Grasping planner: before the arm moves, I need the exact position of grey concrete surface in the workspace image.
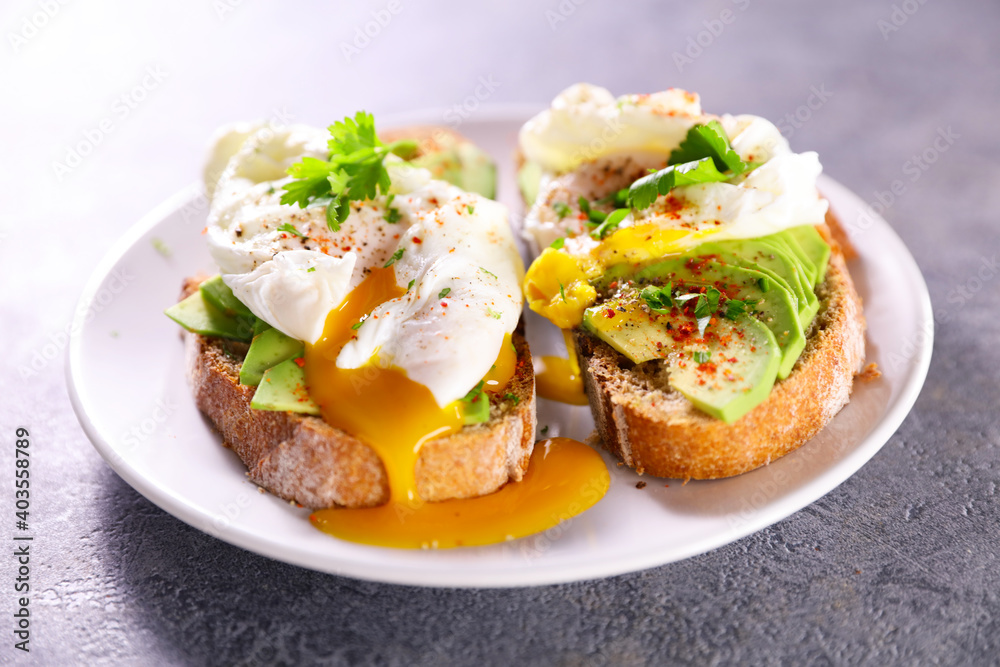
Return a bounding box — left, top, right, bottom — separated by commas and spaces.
1, 0, 997, 664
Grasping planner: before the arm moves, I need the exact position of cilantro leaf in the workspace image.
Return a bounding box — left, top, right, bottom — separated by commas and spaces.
281, 111, 417, 232
640, 283, 675, 314
550, 237, 566, 250
503, 392, 520, 405
553, 202, 571, 220
725, 298, 751, 320
693, 350, 711, 364
438, 287, 451, 299
669, 120, 751, 174
628, 158, 729, 210
590, 208, 630, 239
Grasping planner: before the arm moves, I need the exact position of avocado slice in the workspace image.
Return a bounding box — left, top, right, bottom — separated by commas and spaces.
668, 316, 781, 422
759, 234, 818, 289
240, 327, 305, 386
250, 358, 321, 415
164, 290, 256, 342
692, 239, 819, 330
633, 256, 805, 379
785, 225, 831, 282
410, 138, 497, 199
517, 161, 543, 207
198, 275, 255, 319
581, 290, 781, 422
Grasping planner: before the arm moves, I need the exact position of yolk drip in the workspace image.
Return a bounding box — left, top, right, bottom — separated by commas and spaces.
304, 267, 462, 501
303, 269, 610, 549
311, 438, 609, 549
536, 329, 589, 405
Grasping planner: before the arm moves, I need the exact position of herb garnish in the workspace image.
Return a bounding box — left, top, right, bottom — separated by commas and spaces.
553, 202, 571, 220
384, 247, 404, 268
277, 223, 308, 240
280, 111, 418, 231
438, 288, 451, 299
640, 283, 675, 314
459, 381, 490, 424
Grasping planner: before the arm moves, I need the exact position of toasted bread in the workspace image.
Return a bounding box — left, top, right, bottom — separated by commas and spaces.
574, 229, 866, 479
180, 278, 537, 509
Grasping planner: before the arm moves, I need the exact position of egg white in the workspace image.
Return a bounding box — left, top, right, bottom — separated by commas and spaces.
204, 123, 524, 407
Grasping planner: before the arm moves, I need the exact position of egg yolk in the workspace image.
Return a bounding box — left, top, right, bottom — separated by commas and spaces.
304, 268, 609, 549
536, 330, 588, 406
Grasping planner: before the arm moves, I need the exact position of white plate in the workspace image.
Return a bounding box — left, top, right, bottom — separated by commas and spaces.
67, 108, 933, 588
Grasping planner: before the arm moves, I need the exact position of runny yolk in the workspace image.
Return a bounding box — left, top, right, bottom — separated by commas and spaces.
536, 330, 589, 406
304, 268, 610, 549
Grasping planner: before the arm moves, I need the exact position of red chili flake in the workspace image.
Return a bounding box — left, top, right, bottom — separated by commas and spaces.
605, 308, 616, 318
412, 237, 423, 244
294, 358, 305, 368
441, 301, 448, 308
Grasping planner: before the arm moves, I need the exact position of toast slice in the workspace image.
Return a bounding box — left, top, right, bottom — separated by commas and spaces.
180, 278, 537, 509
574, 227, 865, 479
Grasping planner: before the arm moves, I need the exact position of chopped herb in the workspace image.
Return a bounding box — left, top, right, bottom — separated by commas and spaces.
266, 185, 275, 195
280, 111, 418, 232
480, 267, 498, 279
407, 279, 415, 291
277, 222, 308, 240
503, 392, 520, 405
669, 120, 754, 174
693, 350, 711, 364
466, 204, 475, 215
486, 307, 502, 320
151, 237, 171, 258
758, 276, 770, 292
725, 298, 750, 320
540, 425, 549, 436
628, 158, 729, 210
559, 282, 567, 303
590, 208, 629, 239
626, 122, 759, 210
306, 267, 316, 273
351, 320, 364, 330
550, 237, 566, 250
693, 287, 722, 320
438, 287, 451, 299
384, 207, 401, 224
577, 196, 606, 225
640, 283, 675, 314
553, 202, 571, 220
384, 247, 404, 268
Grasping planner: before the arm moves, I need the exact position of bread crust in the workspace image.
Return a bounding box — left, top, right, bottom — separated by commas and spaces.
180, 279, 536, 509
575, 237, 866, 479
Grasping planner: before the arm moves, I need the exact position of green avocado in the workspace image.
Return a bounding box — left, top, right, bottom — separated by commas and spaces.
240, 327, 305, 386
410, 137, 497, 199
250, 358, 321, 415
633, 256, 805, 379
164, 290, 256, 342
581, 289, 781, 422
759, 234, 818, 289
785, 225, 831, 282
198, 275, 255, 318
517, 161, 543, 207
692, 239, 819, 330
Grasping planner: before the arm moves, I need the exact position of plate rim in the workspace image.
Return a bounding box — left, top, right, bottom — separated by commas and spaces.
66, 109, 934, 588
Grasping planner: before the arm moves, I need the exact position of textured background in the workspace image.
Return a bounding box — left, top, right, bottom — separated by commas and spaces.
2, 0, 998, 664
